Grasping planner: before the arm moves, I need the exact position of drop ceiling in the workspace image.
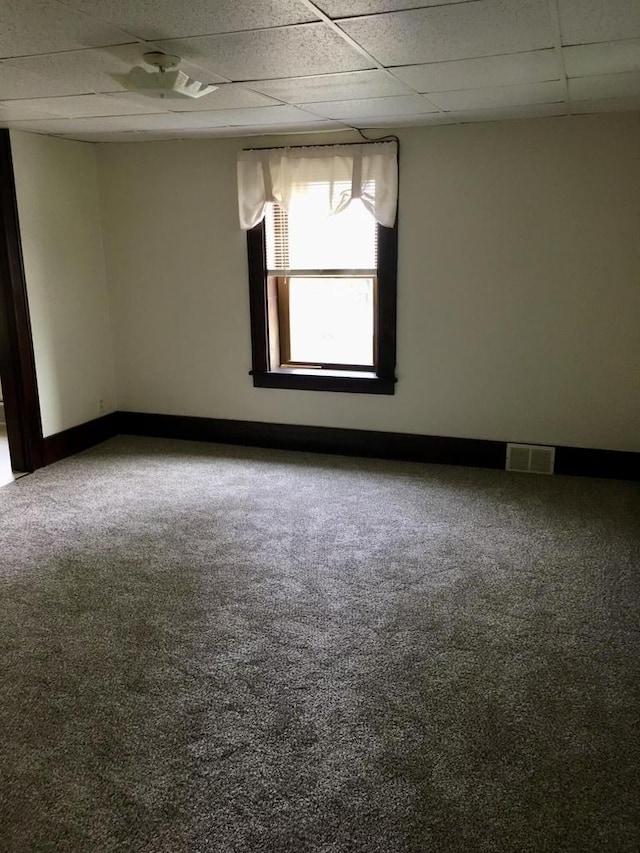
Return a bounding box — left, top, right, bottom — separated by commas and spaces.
0, 0, 638, 142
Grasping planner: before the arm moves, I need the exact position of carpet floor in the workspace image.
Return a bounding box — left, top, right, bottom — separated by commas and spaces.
0, 436, 638, 852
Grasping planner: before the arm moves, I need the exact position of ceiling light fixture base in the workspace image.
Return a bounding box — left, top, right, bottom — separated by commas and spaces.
114, 52, 218, 100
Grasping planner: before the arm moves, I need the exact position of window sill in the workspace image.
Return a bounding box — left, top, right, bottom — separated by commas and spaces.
251, 369, 395, 395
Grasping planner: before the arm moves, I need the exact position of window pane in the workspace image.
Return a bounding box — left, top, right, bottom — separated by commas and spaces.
287, 277, 374, 367
266, 186, 377, 271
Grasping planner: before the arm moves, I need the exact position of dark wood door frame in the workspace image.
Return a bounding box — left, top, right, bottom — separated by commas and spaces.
0, 129, 44, 472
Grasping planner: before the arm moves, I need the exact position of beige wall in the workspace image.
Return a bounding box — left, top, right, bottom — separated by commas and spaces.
93, 113, 638, 452
10, 131, 116, 437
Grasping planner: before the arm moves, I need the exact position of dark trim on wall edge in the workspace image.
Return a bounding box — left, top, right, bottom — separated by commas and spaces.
118, 411, 505, 468
0, 129, 44, 471
39, 411, 640, 482
116, 412, 640, 481
42, 412, 119, 467
553, 445, 639, 481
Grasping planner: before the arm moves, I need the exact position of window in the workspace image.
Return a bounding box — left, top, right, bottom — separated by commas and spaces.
240, 142, 398, 395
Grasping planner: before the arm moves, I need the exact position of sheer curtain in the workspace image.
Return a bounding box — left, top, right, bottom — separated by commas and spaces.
237, 141, 398, 230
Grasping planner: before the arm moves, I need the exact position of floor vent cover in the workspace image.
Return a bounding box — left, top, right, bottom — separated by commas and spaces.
506, 443, 555, 474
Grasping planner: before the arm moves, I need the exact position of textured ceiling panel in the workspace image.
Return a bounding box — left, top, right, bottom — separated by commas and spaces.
0, 100, 60, 120
3, 117, 148, 134
0, 47, 140, 97
563, 40, 640, 78
358, 112, 451, 127
172, 105, 325, 128
198, 120, 348, 136
57, 130, 181, 142
303, 94, 438, 119
158, 24, 373, 82
429, 80, 565, 111
450, 103, 568, 123
59, 0, 318, 41
163, 84, 279, 112
0, 0, 134, 59
316, 0, 468, 16
558, 0, 640, 45
568, 71, 640, 101
56, 120, 350, 142
0, 93, 166, 118
339, 0, 554, 66
0, 61, 71, 100
1, 46, 225, 98
393, 50, 560, 93
571, 95, 640, 112
34, 110, 318, 132
247, 69, 411, 103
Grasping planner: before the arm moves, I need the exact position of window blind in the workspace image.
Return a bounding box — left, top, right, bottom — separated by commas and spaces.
265, 189, 378, 274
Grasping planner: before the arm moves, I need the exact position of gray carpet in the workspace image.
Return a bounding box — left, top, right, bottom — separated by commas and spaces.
0, 436, 638, 852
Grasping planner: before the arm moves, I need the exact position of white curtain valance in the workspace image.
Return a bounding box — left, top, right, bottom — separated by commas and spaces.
237, 141, 398, 230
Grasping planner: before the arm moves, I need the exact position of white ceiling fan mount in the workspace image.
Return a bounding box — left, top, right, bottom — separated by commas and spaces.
142, 51, 182, 71
115, 52, 218, 100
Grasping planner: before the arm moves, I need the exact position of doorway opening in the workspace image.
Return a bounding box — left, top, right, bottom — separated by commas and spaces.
0, 129, 43, 485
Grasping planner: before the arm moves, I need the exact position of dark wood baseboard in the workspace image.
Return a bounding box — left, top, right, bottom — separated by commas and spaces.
117, 411, 637, 481
117, 411, 506, 469
40, 411, 640, 482
42, 412, 120, 467
554, 445, 640, 481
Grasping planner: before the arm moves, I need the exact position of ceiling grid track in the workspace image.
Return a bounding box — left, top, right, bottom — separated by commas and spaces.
294, 0, 448, 117
547, 0, 572, 113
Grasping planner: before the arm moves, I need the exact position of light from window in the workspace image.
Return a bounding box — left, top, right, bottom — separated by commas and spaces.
265, 186, 378, 371
287, 276, 374, 367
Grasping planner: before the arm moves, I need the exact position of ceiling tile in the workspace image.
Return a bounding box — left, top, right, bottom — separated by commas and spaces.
164, 83, 279, 112
0, 0, 135, 59
450, 103, 568, 122
8, 110, 308, 135
60, 0, 319, 41
12, 106, 325, 134
157, 23, 373, 81
246, 69, 411, 103
316, 0, 468, 15
339, 0, 554, 66
563, 40, 640, 78
174, 105, 326, 128
0, 61, 67, 100
302, 94, 438, 119
0, 100, 60, 120
357, 112, 452, 128
570, 95, 640, 112
0, 49, 127, 97
568, 71, 640, 100
392, 50, 560, 93
429, 80, 566, 111
1, 93, 166, 118
192, 120, 349, 136
58, 130, 183, 142
65, 120, 350, 141
4, 114, 186, 134
2, 45, 224, 98
558, 0, 640, 46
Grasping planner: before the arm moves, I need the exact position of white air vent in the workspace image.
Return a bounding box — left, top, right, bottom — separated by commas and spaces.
506, 443, 555, 474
